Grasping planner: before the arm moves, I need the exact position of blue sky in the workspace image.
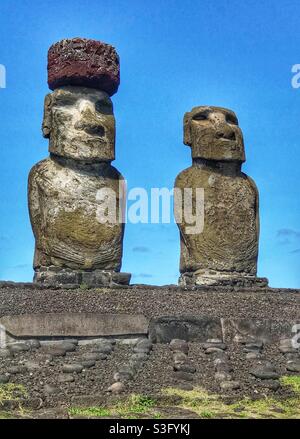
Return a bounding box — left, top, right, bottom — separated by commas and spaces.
0, 0, 299, 288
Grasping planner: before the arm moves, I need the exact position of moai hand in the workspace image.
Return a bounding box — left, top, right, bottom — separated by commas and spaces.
174, 106, 267, 287
28, 38, 131, 287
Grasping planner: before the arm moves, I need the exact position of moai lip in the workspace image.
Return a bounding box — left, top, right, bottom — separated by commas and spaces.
48, 38, 120, 96
28, 38, 130, 288
175, 105, 266, 288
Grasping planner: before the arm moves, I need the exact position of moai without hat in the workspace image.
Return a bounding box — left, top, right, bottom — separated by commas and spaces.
174, 106, 268, 287
28, 38, 131, 287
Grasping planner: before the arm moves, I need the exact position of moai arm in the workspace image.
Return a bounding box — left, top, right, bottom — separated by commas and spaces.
28, 166, 41, 242
247, 175, 260, 242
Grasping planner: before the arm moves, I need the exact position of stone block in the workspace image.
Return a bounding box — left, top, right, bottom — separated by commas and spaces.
149, 315, 222, 343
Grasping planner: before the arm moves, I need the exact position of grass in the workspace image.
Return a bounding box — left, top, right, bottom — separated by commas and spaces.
0, 383, 28, 418
0, 383, 27, 406
69, 395, 159, 419
280, 375, 300, 393
163, 383, 300, 419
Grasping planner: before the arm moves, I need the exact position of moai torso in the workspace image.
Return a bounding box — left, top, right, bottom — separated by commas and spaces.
28, 39, 130, 286
29, 155, 124, 272
175, 106, 261, 286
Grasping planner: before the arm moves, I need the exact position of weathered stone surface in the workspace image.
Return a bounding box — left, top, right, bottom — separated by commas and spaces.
62, 364, 83, 374
149, 315, 222, 343
107, 382, 125, 394
170, 339, 189, 354
173, 371, 194, 382
28, 41, 130, 286
0, 348, 13, 358
7, 342, 30, 353
29, 152, 125, 276
0, 313, 148, 338
44, 384, 59, 395
220, 381, 240, 391
174, 364, 196, 374
286, 360, 300, 373
82, 352, 106, 361
227, 319, 272, 344
81, 360, 96, 369
7, 366, 26, 375
44, 347, 66, 358
0, 375, 9, 384
250, 366, 279, 380
58, 374, 74, 383
175, 106, 261, 286
48, 38, 120, 96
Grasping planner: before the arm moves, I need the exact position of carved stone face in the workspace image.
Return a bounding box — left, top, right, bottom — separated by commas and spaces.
43, 86, 115, 161
184, 106, 245, 162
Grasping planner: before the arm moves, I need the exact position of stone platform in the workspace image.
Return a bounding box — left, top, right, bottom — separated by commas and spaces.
0, 283, 299, 417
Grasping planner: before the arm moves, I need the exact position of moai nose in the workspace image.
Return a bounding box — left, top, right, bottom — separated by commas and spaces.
210, 113, 236, 140
216, 124, 236, 141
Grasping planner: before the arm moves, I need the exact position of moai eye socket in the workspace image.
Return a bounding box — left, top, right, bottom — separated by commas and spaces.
192, 113, 208, 121
55, 94, 77, 107
225, 113, 238, 125
95, 99, 113, 115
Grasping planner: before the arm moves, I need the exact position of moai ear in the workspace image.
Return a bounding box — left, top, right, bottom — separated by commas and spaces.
183, 112, 192, 146
42, 93, 52, 138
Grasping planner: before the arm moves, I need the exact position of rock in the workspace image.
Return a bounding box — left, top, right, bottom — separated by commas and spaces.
246, 352, 261, 360
149, 316, 222, 343
285, 353, 299, 361
0, 349, 13, 358
24, 361, 40, 371
92, 344, 113, 354
107, 382, 125, 394
206, 338, 223, 344
45, 348, 66, 358
203, 342, 226, 350
220, 381, 240, 391
174, 371, 194, 382
113, 371, 133, 382
257, 380, 280, 391
250, 367, 280, 380
59, 342, 77, 352
177, 383, 194, 391
135, 339, 152, 351
129, 360, 143, 371
215, 372, 232, 381
48, 38, 120, 96
44, 384, 59, 395
82, 352, 106, 361
81, 360, 96, 369
173, 352, 189, 364
58, 374, 75, 383
7, 342, 30, 353
62, 364, 83, 374
174, 364, 196, 374
215, 362, 233, 373
175, 106, 260, 287
244, 341, 263, 350
65, 339, 78, 345
27, 339, 41, 350
170, 339, 189, 354
286, 361, 300, 373
205, 347, 224, 354
132, 347, 151, 355
279, 339, 298, 354
131, 353, 149, 362
7, 366, 26, 375
0, 375, 9, 384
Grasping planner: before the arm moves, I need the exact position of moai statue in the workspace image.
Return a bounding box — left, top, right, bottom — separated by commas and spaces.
28, 38, 131, 287
174, 106, 268, 287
